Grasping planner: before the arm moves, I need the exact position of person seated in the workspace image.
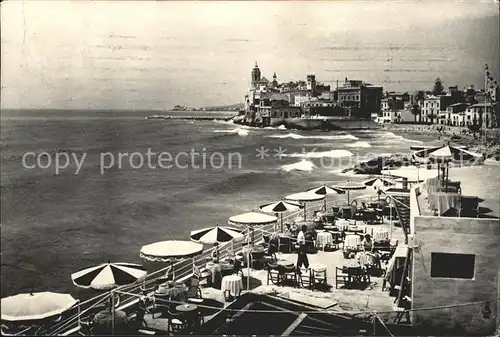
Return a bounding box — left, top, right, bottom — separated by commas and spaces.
361, 234, 374, 252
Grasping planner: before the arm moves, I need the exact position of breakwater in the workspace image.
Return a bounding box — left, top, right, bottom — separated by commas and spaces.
146, 114, 236, 121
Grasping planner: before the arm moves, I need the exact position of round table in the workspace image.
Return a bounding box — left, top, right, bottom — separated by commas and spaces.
205, 262, 222, 283
373, 229, 389, 242
221, 275, 243, 296
335, 219, 351, 231
176, 303, 198, 313
155, 283, 187, 298
324, 225, 337, 231
316, 232, 333, 250
310, 263, 326, 272
276, 259, 294, 268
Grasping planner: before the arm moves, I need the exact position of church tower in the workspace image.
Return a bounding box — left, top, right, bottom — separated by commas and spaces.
251, 62, 261, 87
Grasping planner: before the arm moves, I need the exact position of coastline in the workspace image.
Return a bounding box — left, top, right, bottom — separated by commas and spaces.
378, 123, 500, 160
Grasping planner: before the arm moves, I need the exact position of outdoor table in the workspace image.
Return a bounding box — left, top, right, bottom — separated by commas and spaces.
316, 232, 333, 250
155, 283, 188, 298
221, 275, 243, 296
176, 303, 198, 313
93, 310, 128, 335
205, 262, 222, 284
175, 303, 199, 328
242, 245, 266, 266
276, 260, 295, 269
373, 229, 389, 242
335, 219, 350, 231
323, 225, 337, 231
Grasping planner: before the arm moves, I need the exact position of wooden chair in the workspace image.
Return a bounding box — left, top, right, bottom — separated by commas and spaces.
251, 251, 266, 270
312, 269, 327, 289
298, 269, 313, 289
335, 267, 350, 289
279, 265, 297, 287
267, 263, 281, 286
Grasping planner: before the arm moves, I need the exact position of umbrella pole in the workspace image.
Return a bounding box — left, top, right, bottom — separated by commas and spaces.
324, 197, 327, 210
216, 242, 219, 261
111, 290, 115, 335
281, 213, 283, 233
303, 203, 307, 221
347, 191, 350, 205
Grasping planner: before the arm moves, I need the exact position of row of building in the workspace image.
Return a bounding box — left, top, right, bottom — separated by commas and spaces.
243, 63, 383, 122
242, 62, 499, 128
377, 85, 499, 128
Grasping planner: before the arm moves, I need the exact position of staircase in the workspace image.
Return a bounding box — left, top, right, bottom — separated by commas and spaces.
392, 195, 411, 244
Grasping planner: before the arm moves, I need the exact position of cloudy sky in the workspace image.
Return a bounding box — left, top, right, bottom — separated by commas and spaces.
1, 1, 498, 110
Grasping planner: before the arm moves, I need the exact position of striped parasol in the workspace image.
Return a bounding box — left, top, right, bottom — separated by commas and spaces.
71, 261, 147, 290
259, 200, 303, 232
190, 225, 244, 260
307, 184, 345, 209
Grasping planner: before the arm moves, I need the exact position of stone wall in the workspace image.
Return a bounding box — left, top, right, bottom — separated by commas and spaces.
411, 215, 500, 335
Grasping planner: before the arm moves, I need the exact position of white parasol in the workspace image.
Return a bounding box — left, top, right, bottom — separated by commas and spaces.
332, 181, 366, 204
1, 291, 78, 322
285, 191, 325, 220
307, 184, 345, 210
190, 225, 244, 260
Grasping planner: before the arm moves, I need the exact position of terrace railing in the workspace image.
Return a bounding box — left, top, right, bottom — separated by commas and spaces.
45, 199, 331, 336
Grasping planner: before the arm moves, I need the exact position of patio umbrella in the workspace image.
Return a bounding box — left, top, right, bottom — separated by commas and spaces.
364, 178, 394, 199
284, 192, 325, 221
259, 200, 303, 232
332, 181, 366, 204
1, 291, 78, 322
427, 145, 482, 188
228, 212, 278, 290
307, 185, 345, 210
140, 240, 203, 280
71, 261, 147, 290
190, 225, 244, 260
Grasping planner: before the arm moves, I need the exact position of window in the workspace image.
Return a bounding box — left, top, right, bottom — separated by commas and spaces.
430, 253, 475, 279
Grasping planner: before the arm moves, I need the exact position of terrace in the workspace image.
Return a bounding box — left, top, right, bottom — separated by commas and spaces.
34, 193, 413, 336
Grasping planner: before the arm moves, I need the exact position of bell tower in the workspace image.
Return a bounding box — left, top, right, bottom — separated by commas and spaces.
251, 62, 261, 87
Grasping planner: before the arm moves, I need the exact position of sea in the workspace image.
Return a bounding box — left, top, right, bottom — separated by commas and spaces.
1, 109, 444, 298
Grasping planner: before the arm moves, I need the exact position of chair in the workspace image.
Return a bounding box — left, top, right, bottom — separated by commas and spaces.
232, 259, 244, 277
267, 263, 281, 286
263, 250, 277, 269
335, 267, 350, 289
298, 269, 313, 289
251, 251, 266, 270
166, 309, 186, 334
312, 269, 327, 289
279, 265, 297, 287
185, 280, 203, 304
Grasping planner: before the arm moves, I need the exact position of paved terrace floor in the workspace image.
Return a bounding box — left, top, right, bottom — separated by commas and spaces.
142, 218, 406, 334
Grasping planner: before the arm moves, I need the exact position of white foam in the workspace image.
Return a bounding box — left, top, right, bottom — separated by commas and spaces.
266, 133, 359, 140
379, 131, 423, 144
346, 141, 372, 148
277, 125, 287, 130
283, 149, 354, 159
281, 159, 316, 172
213, 127, 250, 136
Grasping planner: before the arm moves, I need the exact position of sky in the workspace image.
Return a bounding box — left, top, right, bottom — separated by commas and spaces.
1, 0, 499, 110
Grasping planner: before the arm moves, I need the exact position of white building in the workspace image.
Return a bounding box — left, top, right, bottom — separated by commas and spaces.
421, 95, 440, 124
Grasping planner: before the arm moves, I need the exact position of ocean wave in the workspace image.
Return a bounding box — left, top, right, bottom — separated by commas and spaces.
346, 141, 372, 148
283, 149, 354, 159
379, 131, 423, 144
266, 133, 359, 140
212, 128, 249, 136
199, 171, 276, 194
281, 159, 316, 172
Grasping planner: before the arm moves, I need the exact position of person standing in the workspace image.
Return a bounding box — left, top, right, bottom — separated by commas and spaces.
296, 225, 309, 274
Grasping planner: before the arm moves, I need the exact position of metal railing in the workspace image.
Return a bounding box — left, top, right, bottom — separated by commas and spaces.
46, 194, 394, 335
46, 199, 331, 336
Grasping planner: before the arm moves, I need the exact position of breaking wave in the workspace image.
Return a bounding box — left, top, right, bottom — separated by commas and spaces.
266, 133, 358, 140
379, 132, 423, 144
280, 159, 316, 172
346, 141, 372, 148
282, 149, 354, 159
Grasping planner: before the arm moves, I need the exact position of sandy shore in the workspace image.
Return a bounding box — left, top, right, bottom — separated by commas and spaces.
378, 123, 500, 160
